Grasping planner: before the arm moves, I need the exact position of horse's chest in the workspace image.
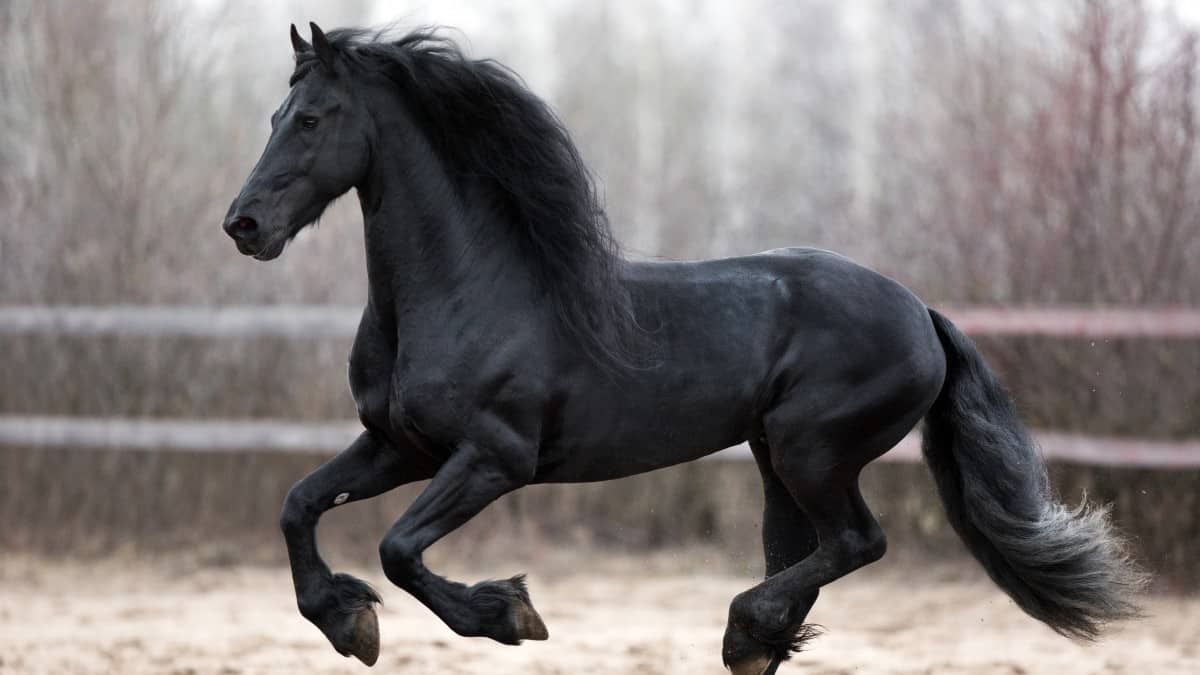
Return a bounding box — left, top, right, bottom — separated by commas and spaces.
349, 361, 440, 453
347, 325, 399, 434
348, 358, 389, 428
351, 352, 457, 440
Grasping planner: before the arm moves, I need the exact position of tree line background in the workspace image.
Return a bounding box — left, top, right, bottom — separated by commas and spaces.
4, 0, 1197, 306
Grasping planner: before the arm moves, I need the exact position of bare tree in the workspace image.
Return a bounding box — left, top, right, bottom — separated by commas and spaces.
872, 0, 1200, 305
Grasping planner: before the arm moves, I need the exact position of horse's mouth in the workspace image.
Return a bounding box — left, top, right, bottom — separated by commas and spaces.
235, 231, 291, 261
252, 239, 287, 261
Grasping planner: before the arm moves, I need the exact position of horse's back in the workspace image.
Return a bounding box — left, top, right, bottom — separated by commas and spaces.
626, 247, 938, 364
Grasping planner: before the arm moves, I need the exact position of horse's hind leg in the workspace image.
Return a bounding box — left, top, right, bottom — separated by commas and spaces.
723, 439, 888, 675
279, 431, 434, 665
751, 440, 820, 579
726, 439, 821, 675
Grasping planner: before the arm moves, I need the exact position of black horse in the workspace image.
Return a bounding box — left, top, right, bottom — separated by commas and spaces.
223, 24, 1144, 674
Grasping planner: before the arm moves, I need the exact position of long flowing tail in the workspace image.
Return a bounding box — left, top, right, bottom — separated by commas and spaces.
921, 308, 1146, 639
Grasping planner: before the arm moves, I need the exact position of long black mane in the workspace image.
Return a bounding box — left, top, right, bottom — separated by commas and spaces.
295, 28, 646, 370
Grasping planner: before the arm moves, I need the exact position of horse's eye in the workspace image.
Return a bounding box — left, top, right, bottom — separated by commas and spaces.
299, 115, 319, 130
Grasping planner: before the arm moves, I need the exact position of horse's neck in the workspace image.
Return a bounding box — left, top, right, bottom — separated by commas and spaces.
355, 130, 531, 331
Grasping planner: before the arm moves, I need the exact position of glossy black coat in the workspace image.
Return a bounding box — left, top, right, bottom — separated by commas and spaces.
225, 25, 1144, 675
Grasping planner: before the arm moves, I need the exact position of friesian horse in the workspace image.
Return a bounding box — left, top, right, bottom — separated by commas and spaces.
222, 24, 1144, 674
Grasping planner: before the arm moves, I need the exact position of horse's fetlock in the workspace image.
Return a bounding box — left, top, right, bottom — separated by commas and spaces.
728, 589, 766, 625
745, 596, 793, 639
296, 589, 328, 622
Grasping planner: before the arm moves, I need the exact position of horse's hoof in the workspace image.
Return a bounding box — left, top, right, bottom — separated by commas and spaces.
468, 575, 549, 644
727, 654, 774, 675
512, 597, 549, 641
347, 605, 380, 666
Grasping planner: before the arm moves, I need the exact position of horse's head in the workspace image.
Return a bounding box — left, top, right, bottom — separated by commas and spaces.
223, 23, 371, 261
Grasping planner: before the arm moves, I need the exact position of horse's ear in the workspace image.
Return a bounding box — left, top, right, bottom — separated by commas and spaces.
310, 22, 336, 69
290, 23, 311, 56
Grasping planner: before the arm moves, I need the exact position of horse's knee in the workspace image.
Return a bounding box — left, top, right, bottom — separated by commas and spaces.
378, 535, 420, 586
279, 482, 316, 537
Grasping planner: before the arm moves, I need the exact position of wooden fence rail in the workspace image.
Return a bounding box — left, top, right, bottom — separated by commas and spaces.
2, 416, 1197, 468
2, 305, 1200, 338
2, 305, 1197, 467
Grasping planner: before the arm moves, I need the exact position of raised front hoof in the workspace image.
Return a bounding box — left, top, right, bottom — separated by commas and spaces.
468, 574, 549, 644
303, 573, 383, 666
334, 605, 381, 666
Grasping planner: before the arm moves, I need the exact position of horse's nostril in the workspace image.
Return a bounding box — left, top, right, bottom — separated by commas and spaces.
224, 215, 259, 238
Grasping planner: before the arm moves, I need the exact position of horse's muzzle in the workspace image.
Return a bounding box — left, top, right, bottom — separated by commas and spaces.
222, 214, 286, 260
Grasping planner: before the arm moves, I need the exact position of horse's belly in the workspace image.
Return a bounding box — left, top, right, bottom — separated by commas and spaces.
533, 397, 755, 483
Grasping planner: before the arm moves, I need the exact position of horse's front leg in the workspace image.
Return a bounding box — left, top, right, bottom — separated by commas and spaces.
377, 438, 547, 645
279, 430, 435, 665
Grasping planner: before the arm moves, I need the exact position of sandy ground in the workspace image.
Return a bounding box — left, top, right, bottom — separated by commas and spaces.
1, 555, 1196, 675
